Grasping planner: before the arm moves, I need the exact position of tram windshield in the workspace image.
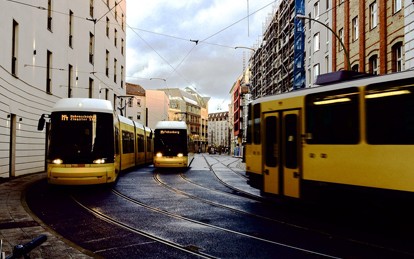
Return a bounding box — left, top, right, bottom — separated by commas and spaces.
154, 129, 188, 156
48, 112, 114, 164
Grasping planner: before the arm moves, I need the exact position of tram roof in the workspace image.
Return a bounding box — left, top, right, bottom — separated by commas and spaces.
251, 70, 414, 105
155, 120, 187, 130
52, 98, 113, 113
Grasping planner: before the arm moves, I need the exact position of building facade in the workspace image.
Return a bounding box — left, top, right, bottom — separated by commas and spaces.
0, 0, 126, 178
331, 0, 405, 74
208, 112, 229, 151
126, 83, 147, 126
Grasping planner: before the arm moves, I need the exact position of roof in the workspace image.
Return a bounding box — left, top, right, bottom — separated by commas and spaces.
126, 83, 146, 96
52, 98, 113, 113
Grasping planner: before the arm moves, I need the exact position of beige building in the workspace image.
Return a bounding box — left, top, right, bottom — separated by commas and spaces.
0, 0, 126, 178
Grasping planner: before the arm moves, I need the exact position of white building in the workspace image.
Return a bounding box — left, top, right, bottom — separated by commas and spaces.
126, 83, 147, 126
304, 0, 332, 87
0, 0, 126, 178
208, 112, 229, 150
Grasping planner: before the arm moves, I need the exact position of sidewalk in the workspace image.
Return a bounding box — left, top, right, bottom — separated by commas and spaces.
0, 173, 92, 258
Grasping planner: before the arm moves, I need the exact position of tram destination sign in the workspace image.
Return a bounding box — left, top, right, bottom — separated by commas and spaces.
60, 114, 97, 122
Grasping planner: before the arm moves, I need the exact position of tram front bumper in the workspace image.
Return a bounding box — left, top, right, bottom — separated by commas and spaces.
48, 164, 115, 185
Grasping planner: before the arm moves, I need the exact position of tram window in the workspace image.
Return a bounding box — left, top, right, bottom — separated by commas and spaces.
122, 130, 134, 153
246, 103, 252, 144
366, 79, 414, 144
305, 87, 359, 144
285, 114, 298, 169
137, 134, 144, 152
265, 116, 277, 167
115, 128, 119, 155
253, 103, 261, 145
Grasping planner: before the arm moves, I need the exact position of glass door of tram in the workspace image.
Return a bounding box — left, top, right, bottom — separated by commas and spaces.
263, 110, 301, 198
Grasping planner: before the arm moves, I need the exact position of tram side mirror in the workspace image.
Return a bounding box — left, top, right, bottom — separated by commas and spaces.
37, 114, 50, 131
149, 131, 153, 139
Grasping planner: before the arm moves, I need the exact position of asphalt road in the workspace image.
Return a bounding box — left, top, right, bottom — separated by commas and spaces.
25, 154, 414, 258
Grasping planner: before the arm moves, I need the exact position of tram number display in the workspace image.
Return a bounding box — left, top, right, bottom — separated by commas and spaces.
60, 114, 97, 122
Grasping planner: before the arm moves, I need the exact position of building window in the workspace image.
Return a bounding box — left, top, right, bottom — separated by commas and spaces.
313, 32, 320, 52
114, 1, 118, 21
314, 1, 320, 18
69, 10, 73, 47
394, 0, 402, 13
121, 38, 124, 55
12, 20, 18, 76
89, 0, 94, 18
106, 17, 110, 37
89, 32, 94, 64
370, 1, 378, 29
325, 23, 330, 50
121, 65, 124, 89
338, 28, 344, 51
114, 58, 117, 83
47, 0, 52, 31
352, 16, 358, 41
114, 29, 117, 47
392, 42, 403, 72
46, 50, 52, 94
369, 55, 378, 75
89, 77, 94, 98
352, 64, 359, 72
137, 99, 141, 107
68, 64, 73, 98
137, 113, 141, 120
313, 63, 320, 82
105, 50, 109, 77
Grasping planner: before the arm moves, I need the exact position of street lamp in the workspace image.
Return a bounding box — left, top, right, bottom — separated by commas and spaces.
234, 46, 256, 51
295, 14, 351, 70
150, 77, 166, 83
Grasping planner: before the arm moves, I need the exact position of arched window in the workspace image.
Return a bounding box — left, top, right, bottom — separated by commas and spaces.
369, 55, 378, 75
392, 42, 403, 72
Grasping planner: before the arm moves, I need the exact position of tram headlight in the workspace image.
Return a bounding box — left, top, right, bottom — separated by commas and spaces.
177, 153, 183, 157
93, 158, 106, 164
52, 159, 63, 164
156, 152, 163, 158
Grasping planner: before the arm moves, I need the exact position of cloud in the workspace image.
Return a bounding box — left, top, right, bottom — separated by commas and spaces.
126, 0, 276, 112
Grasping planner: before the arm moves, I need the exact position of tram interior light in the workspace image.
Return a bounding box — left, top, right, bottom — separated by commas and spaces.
93, 158, 106, 164
52, 159, 63, 164
365, 90, 410, 99
313, 97, 351, 105
156, 152, 163, 158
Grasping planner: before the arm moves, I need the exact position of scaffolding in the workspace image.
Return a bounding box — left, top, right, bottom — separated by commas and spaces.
250, 0, 298, 99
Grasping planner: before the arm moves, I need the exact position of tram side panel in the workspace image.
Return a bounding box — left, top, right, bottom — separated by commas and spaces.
245, 103, 264, 189
302, 80, 414, 197
119, 116, 136, 171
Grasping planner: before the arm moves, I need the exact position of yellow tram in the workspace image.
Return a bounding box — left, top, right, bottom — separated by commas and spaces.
245, 70, 414, 200
153, 121, 194, 168
38, 98, 153, 185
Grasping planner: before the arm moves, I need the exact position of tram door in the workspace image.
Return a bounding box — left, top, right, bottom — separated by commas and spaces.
263, 110, 300, 198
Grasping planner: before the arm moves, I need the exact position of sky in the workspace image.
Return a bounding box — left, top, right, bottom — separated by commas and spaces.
125, 0, 278, 113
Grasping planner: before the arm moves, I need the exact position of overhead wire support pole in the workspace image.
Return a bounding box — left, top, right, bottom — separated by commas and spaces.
295, 15, 351, 71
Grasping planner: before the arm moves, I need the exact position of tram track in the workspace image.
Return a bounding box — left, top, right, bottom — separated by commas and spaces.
70, 187, 340, 258
153, 162, 414, 258
70, 194, 218, 259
